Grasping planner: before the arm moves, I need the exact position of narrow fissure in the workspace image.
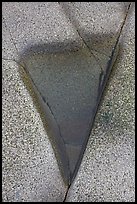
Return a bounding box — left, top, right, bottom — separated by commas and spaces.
63, 184, 71, 202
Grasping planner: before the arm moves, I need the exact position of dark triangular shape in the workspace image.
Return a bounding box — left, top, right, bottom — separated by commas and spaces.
19, 41, 119, 185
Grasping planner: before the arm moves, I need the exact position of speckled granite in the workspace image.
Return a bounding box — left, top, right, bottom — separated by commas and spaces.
2, 2, 135, 202
66, 3, 135, 202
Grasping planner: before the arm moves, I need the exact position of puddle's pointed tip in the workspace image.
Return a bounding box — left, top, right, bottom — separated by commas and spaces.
64, 143, 85, 185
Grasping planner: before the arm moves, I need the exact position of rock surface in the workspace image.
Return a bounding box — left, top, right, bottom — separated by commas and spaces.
2, 2, 135, 202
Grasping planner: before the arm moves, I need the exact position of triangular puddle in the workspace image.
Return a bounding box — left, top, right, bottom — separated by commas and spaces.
19, 40, 119, 185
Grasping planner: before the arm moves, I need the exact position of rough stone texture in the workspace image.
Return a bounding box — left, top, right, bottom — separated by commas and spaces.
2, 60, 67, 202
66, 3, 135, 202
2, 2, 83, 57
2, 2, 72, 201
59, 2, 130, 56
2, 2, 135, 202
2, 19, 19, 60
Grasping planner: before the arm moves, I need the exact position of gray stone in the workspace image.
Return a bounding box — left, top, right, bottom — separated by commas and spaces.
59, 2, 130, 56
16, 2, 124, 186
66, 3, 135, 202
2, 2, 82, 57
2, 60, 67, 202
2, 2, 135, 202
2, 19, 18, 60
